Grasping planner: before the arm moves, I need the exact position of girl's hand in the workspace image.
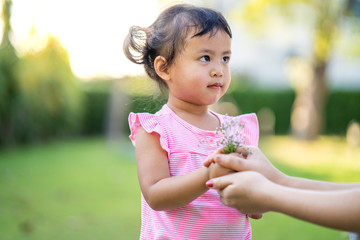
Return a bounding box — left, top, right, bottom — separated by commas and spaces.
208, 162, 235, 180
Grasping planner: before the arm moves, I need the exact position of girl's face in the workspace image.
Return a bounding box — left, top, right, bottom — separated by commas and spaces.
166, 29, 231, 107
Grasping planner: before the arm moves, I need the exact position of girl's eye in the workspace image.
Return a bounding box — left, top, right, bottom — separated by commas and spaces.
200, 56, 210, 62
222, 56, 230, 63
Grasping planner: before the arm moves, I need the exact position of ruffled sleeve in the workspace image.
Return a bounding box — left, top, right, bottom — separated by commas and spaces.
236, 113, 259, 147
128, 112, 169, 153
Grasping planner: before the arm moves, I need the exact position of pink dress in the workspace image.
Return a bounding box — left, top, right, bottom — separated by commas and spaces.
129, 104, 259, 240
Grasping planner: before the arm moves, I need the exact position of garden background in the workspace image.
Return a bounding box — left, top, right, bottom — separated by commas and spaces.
1, 0, 360, 239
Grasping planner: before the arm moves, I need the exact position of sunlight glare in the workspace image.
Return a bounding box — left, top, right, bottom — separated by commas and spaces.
10, 0, 159, 79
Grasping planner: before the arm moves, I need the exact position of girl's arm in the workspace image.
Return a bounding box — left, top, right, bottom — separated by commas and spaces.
205, 146, 360, 191
209, 171, 360, 233
135, 126, 210, 211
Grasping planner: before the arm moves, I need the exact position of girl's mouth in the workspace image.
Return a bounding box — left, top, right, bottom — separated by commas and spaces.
207, 83, 222, 89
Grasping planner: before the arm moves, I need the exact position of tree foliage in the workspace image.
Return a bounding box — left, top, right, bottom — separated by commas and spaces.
230, 0, 360, 139
0, 0, 19, 145
0, 0, 83, 146
15, 35, 83, 142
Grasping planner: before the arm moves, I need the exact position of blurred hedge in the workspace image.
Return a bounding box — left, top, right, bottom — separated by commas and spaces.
82, 81, 360, 136
81, 89, 110, 135
81, 80, 167, 137
226, 89, 295, 134
326, 91, 360, 134
1, 75, 359, 148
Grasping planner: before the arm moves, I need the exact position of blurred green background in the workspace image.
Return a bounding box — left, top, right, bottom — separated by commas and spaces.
1, 0, 360, 239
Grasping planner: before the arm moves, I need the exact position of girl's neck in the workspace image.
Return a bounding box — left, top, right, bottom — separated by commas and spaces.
166, 98, 220, 131
167, 101, 208, 117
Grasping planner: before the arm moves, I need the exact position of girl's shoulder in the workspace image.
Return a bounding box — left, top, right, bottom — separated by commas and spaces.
215, 112, 258, 127
233, 113, 258, 129
128, 105, 172, 128
128, 105, 172, 150
215, 112, 259, 146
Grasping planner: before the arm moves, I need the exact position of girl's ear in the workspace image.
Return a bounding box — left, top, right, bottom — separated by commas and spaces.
154, 56, 170, 81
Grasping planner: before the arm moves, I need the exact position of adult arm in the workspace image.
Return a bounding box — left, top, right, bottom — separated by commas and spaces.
208, 171, 360, 233
205, 146, 360, 191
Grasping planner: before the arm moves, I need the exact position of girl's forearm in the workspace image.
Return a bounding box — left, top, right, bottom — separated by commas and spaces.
136, 127, 211, 211
267, 184, 360, 232
145, 167, 209, 210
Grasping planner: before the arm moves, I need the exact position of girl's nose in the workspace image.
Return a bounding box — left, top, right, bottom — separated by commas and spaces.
210, 65, 223, 78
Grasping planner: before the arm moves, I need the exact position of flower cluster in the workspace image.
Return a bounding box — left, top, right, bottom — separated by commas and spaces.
215, 114, 246, 154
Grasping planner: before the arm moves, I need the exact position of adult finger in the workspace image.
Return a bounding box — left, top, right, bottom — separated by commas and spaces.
206, 174, 235, 190
203, 148, 224, 167
213, 153, 248, 172
236, 145, 256, 158
248, 213, 263, 220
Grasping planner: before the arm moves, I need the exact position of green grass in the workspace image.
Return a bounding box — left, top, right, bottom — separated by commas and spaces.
0, 138, 141, 240
0, 136, 359, 239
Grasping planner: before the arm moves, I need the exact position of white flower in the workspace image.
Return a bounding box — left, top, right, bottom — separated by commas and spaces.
215, 114, 246, 153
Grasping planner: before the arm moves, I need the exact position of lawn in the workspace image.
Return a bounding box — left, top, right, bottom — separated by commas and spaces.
0, 138, 141, 240
0, 136, 359, 239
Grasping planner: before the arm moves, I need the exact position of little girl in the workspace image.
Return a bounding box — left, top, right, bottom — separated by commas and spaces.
124, 4, 259, 239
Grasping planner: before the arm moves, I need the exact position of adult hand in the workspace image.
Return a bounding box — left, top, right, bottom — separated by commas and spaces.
207, 171, 273, 215
204, 146, 285, 183
204, 148, 232, 167
208, 171, 360, 233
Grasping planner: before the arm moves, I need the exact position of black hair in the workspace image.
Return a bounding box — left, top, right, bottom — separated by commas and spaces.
123, 4, 232, 92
